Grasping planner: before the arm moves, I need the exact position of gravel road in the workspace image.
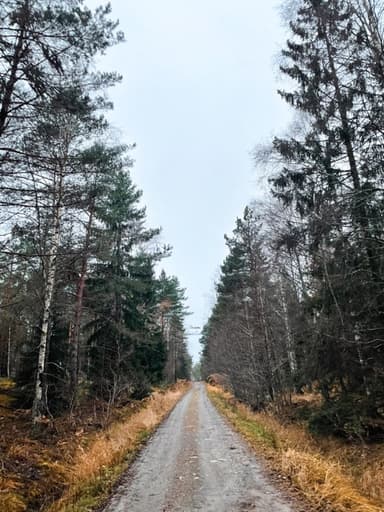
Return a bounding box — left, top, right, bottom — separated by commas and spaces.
103, 383, 296, 512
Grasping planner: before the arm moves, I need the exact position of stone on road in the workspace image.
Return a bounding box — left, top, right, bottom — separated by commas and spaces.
103, 382, 294, 512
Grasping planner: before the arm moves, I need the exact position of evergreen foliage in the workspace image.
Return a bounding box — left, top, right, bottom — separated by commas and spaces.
0, 0, 191, 421
202, 0, 384, 438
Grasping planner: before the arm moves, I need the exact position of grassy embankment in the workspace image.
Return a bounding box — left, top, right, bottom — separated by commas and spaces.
208, 384, 384, 512
0, 379, 190, 512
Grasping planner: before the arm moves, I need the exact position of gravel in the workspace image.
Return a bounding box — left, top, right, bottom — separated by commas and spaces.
103, 382, 296, 512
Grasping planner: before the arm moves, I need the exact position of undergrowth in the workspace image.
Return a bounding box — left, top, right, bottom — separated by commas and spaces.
208, 384, 384, 512
0, 382, 189, 512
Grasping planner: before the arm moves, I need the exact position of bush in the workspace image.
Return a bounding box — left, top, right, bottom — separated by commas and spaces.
308, 395, 380, 439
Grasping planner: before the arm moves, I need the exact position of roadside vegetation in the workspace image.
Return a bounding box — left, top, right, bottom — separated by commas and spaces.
0, 379, 189, 512
208, 384, 383, 512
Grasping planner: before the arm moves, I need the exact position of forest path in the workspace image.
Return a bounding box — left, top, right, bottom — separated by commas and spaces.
103, 383, 295, 512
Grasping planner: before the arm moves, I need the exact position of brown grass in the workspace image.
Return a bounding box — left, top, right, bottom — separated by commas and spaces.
0, 382, 190, 512
0, 377, 16, 390
48, 382, 190, 512
208, 384, 384, 512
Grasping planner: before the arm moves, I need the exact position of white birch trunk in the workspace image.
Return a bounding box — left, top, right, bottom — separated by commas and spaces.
258, 287, 275, 400
32, 173, 63, 422
279, 276, 297, 375
7, 325, 11, 378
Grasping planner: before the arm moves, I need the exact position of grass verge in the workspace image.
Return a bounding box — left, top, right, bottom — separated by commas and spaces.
207, 384, 383, 512
47, 383, 190, 512
0, 382, 190, 512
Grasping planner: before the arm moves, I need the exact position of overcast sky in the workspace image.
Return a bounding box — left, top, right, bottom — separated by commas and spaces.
87, 0, 292, 362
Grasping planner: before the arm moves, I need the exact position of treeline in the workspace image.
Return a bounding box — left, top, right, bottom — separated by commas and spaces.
0, 0, 191, 423
201, 0, 384, 439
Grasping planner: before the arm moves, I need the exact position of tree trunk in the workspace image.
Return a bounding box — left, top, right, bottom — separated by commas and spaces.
32, 173, 63, 423
279, 276, 297, 376
258, 287, 275, 401
7, 325, 12, 378
69, 201, 95, 409
357, 0, 384, 77
0, 2, 28, 138
320, 13, 378, 278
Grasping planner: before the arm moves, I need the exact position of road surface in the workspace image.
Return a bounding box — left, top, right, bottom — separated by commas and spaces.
103, 383, 296, 512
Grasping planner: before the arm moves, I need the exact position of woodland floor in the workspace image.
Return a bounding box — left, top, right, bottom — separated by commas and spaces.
0, 385, 143, 511
208, 385, 384, 512
0, 379, 189, 512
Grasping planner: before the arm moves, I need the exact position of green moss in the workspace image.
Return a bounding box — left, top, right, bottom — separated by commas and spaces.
60, 464, 125, 512
209, 391, 277, 450
237, 416, 277, 448
136, 427, 151, 443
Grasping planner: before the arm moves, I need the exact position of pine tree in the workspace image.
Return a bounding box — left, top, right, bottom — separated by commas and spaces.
156, 271, 190, 383
85, 166, 166, 402
0, 0, 122, 142
268, 0, 384, 417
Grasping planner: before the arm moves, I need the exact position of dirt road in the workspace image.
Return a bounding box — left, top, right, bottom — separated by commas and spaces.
103, 383, 296, 512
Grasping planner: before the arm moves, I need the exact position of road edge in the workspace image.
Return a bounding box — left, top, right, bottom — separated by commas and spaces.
48, 383, 192, 512
207, 384, 382, 512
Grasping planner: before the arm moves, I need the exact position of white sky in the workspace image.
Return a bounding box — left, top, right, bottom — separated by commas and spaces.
87, 0, 292, 362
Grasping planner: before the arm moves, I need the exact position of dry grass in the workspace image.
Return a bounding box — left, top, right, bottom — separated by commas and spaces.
208, 384, 384, 512
48, 382, 190, 512
0, 377, 16, 410
0, 382, 189, 512
0, 377, 16, 390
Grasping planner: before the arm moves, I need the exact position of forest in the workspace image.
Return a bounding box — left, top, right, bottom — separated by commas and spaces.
0, 0, 191, 424
2, 1, 384, 511
201, 0, 384, 440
